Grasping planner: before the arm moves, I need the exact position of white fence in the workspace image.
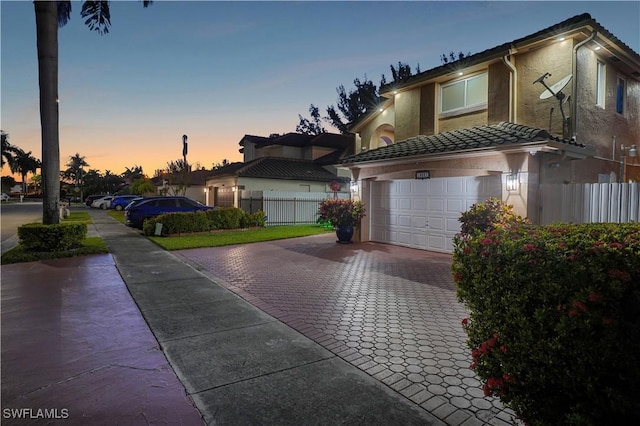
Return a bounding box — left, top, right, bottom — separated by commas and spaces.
240, 191, 350, 226
541, 183, 639, 225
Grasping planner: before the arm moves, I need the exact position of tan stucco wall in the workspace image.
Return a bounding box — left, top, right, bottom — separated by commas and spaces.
488, 61, 511, 124
438, 110, 488, 133
419, 83, 436, 136
516, 40, 574, 136
394, 90, 420, 142
575, 48, 640, 173
236, 177, 334, 193
358, 108, 395, 151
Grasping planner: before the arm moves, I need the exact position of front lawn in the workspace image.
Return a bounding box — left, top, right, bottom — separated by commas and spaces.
148, 225, 333, 250
1, 212, 108, 264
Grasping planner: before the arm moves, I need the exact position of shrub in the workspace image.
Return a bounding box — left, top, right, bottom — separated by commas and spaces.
205, 207, 245, 230
143, 211, 209, 236
18, 223, 87, 251
458, 197, 529, 236
318, 198, 365, 227
452, 223, 640, 425
142, 208, 265, 236
240, 210, 267, 228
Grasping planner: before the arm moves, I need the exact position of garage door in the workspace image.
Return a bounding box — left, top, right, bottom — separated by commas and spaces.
370, 176, 501, 253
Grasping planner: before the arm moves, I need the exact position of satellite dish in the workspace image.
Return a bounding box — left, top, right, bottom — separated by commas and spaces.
539, 74, 572, 99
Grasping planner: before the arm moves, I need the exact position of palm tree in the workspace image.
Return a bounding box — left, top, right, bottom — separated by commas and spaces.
64, 153, 89, 188
34, 1, 152, 224
10, 148, 42, 194
1, 130, 18, 169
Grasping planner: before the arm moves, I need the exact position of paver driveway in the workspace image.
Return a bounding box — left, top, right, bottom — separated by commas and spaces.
176, 233, 517, 425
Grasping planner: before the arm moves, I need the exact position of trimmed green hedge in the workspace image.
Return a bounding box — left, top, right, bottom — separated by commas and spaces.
453, 222, 640, 425
142, 208, 266, 236
17, 222, 88, 251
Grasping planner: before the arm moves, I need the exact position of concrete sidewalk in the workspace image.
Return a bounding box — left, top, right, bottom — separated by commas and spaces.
2, 207, 480, 424
1, 254, 204, 425
89, 209, 444, 424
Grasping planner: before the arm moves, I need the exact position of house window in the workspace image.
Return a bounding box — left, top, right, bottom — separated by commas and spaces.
616, 76, 625, 114
596, 61, 605, 108
440, 73, 488, 114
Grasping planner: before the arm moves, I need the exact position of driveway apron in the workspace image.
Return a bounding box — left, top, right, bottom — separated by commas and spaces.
176, 234, 518, 425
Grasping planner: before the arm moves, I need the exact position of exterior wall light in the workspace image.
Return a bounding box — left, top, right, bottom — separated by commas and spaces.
506, 173, 519, 192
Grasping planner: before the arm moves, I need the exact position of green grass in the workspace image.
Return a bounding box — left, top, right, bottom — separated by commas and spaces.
1, 237, 109, 264
148, 225, 333, 250
62, 211, 92, 224
1, 212, 111, 264
108, 210, 125, 223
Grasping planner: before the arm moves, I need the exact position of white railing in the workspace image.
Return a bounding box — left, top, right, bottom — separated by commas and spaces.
240, 191, 350, 225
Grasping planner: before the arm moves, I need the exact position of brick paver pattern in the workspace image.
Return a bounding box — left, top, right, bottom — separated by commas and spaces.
176, 234, 518, 425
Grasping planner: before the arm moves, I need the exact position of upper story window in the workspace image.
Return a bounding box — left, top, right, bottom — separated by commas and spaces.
616, 75, 626, 114
440, 73, 488, 115
596, 61, 606, 108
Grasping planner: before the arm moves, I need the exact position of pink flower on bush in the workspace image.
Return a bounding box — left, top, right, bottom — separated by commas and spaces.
524, 244, 536, 252
608, 269, 631, 282
461, 318, 469, 326
480, 238, 493, 246
572, 300, 587, 312
609, 242, 623, 249
588, 292, 601, 302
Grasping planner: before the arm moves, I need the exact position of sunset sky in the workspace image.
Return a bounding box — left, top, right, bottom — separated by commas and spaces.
2, 1, 639, 181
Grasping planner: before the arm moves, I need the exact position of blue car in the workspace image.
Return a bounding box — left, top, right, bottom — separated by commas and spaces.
110, 195, 141, 211
124, 196, 214, 228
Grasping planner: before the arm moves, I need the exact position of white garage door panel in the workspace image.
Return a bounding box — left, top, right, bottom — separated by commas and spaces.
371, 176, 501, 253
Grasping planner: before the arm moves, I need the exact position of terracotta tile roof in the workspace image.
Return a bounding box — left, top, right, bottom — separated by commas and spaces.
209, 158, 345, 182
151, 169, 214, 186
240, 132, 353, 149
340, 122, 587, 164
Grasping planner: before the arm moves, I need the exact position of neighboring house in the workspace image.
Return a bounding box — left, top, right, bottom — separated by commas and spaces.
205, 132, 354, 207
152, 169, 212, 204
338, 13, 640, 253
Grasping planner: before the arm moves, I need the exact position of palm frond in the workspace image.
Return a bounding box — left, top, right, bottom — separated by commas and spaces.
81, 1, 111, 35
56, 1, 72, 28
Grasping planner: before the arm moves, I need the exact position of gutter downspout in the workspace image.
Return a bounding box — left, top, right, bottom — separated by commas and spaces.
572, 30, 597, 141
502, 47, 518, 123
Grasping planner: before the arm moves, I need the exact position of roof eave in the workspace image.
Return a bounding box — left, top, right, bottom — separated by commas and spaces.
339, 141, 594, 168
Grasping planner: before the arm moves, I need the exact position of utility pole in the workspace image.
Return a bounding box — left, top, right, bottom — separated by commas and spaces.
182, 134, 188, 168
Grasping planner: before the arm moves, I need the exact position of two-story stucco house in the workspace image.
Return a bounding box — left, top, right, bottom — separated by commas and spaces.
338, 13, 640, 253
204, 132, 353, 208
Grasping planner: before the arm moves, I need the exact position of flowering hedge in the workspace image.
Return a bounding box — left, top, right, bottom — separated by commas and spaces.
453, 223, 640, 425
318, 198, 365, 227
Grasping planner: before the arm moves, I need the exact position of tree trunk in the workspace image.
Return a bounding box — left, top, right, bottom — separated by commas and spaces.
34, 1, 60, 224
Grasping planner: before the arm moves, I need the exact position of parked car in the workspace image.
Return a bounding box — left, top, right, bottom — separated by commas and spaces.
1, 193, 10, 202
91, 195, 114, 209
85, 194, 107, 207
110, 195, 141, 211
125, 196, 214, 229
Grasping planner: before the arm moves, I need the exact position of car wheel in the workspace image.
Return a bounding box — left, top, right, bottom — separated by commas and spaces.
115, 205, 123, 211
101, 204, 107, 210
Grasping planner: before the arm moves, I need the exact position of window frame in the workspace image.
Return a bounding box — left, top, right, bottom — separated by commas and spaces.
439, 72, 488, 116
616, 75, 626, 115
596, 61, 606, 108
